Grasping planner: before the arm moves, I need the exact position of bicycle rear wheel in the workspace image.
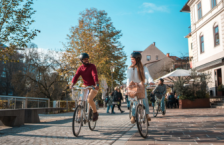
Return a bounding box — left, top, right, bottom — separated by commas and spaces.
72, 105, 82, 137
88, 108, 96, 131
136, 104, 148, 138
153, 102, 159, 117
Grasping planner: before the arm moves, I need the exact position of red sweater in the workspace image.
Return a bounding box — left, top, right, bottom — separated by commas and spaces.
72, 64, 98, 86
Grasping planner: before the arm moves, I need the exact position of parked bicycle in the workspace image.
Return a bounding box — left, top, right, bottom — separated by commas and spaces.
72, 86, 97, 137
153, 97, 166, 117
129, 97, 148, 138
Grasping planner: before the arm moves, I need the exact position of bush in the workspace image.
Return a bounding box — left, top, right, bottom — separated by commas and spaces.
218, 84, 224, 91
174, 69, 211, 101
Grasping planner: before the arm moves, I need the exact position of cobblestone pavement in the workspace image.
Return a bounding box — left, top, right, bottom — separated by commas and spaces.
126, 107, 224, 145
0, 104, 133, 145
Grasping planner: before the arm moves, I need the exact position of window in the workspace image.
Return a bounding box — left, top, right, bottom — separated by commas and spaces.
156, 55, 158, 60
1, 68, 6, 78
200, 35, 204, 53
211, 0, 217, 8
214, 26, 220, 46
191, 43, 193, 50
147, 55, 151, 61
198, 2, 202, 20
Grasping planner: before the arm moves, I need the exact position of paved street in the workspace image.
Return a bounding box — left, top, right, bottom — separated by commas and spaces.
1, 104, 224, 145
0, 104, 133, 145
126, 108, 224, 145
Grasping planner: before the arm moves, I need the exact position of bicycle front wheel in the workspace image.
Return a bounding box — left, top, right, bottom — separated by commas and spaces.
72, 105, 82, 137
88, 108, 96, 131
136, 104, 148, 138
153, 103, 159, 117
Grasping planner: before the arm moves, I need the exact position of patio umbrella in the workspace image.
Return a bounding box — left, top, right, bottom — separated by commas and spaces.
155, 69, 192, 84
154, 69, 192, 92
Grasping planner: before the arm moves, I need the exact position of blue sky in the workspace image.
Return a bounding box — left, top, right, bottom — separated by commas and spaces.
31, 0, 190, 67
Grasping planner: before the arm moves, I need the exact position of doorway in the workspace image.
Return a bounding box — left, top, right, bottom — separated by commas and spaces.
215, 68, 222, 96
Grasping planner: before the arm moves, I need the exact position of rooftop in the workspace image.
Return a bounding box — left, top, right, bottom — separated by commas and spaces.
180, 0, 190, 12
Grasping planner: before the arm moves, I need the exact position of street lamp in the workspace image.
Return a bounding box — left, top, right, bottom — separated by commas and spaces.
110, 66, 115, 92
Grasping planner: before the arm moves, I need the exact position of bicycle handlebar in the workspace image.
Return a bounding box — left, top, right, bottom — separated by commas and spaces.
72, 86, 95, 90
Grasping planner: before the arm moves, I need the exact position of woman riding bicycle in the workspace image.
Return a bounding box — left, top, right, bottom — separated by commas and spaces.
152, 78, 166, 115
127, 52, 154, 124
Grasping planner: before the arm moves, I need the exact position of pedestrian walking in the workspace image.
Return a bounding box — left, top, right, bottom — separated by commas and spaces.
167, 93, 175, 109
105, 93, 113, 113
125, 89, 130, 110
112, 87, 124, 113
174, 93, 179, 108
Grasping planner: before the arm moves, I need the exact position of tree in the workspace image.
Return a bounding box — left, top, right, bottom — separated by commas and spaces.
0, 0, 40, 62
12, 48, 69, 100
63, 8, 127, 89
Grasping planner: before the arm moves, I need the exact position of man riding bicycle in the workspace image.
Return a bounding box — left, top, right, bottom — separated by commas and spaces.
152, 78, 166, 115
70, 53, 99, 121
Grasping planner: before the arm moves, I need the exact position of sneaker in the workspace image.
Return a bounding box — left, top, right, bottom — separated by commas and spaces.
162, 111, 166, 115
131, 116, 135, 124
111, 112, 115, 114
146, 114, 151, 121
93, 112, 99, 122
121, 111, 124, 113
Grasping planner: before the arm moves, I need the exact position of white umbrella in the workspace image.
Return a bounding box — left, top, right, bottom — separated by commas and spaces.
155, 69, 192, 83
154, 69, 192, 92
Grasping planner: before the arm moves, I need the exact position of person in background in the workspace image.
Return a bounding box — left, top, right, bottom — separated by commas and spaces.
168, 92, 175, 109
106, 92, 114, 113
120, 86, 126, 102
174, 93, 179, 108
165, 92, 170, 108
152, 78, 166, 115
112, 87, 124, 114
125, 89, 130, 110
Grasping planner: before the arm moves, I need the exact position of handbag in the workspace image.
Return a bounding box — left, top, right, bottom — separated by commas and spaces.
127, 67, 145, 99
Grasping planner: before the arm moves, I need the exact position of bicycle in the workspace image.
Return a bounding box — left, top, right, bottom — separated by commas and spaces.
129, 97, 148, 138
72, 86, 97, 137
153, 97, 166, 117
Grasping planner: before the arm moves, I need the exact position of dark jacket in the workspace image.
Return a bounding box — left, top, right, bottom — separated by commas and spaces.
168, 94, 175, 102
112, 91, 123, 102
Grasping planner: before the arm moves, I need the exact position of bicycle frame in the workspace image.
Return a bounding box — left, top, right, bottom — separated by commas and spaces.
73, 86, 94, 124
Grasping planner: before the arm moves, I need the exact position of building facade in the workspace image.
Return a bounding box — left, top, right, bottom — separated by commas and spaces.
134, 43, 190, 80
181, 0, 224, 96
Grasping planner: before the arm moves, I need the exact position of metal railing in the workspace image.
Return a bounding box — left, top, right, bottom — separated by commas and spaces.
0, 95, 50, 109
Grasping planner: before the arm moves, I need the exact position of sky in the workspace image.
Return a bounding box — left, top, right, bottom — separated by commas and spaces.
30, 0, 190, 67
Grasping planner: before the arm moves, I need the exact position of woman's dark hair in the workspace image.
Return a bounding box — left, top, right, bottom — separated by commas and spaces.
130, 52, 145, 83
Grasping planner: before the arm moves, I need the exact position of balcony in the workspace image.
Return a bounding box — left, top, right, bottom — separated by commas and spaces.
185, 26, 191, 38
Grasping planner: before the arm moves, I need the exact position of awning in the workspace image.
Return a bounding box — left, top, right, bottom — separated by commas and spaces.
195, 58, 224, 72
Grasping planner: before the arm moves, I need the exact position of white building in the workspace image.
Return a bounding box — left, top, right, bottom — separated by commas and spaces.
181, 0, 224, 96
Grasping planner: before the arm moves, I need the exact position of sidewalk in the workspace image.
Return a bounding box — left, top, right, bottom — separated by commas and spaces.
0, 103, 132, 145
123, 107, 224, 145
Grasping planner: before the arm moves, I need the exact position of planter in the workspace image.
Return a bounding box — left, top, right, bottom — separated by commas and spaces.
217, 91, 223, 96
179, 98, 210, 109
